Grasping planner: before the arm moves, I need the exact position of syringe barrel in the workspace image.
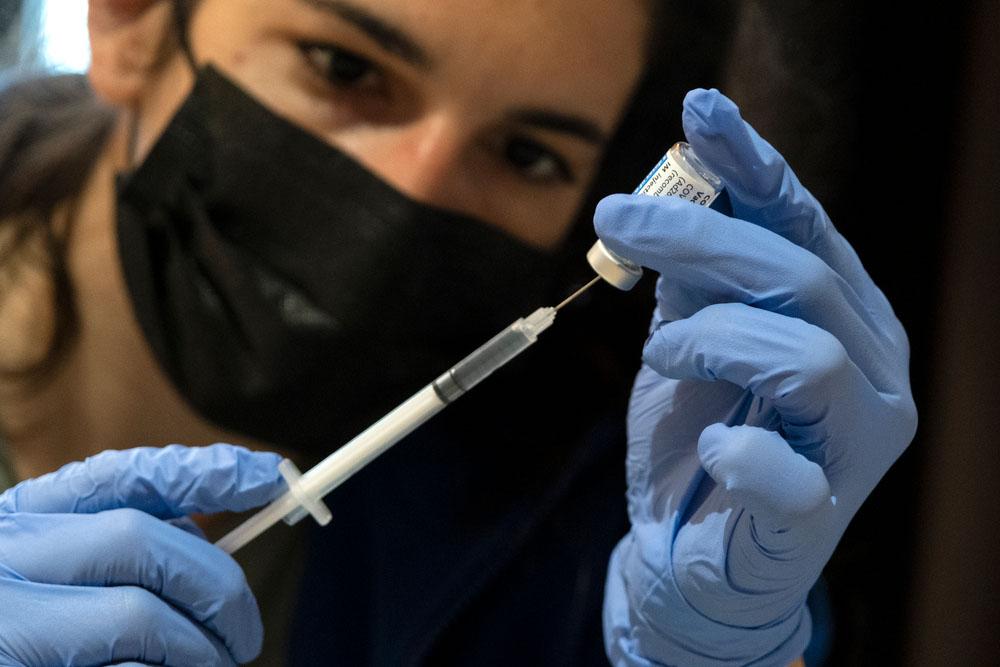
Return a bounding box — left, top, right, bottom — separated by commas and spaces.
304, 384, 447, 501
301, 313, 551, 502
432, 325, 533, 403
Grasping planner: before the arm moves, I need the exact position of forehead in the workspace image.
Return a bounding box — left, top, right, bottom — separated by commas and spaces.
273, 0, 649, 129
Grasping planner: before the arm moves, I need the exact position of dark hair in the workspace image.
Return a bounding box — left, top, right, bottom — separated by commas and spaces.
0, 74, 116, 380
0, 1, 734, 383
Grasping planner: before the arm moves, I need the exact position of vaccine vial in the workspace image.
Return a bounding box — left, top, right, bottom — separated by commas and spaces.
587, 141, 724, 290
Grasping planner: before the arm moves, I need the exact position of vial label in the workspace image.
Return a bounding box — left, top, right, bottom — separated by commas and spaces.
633, 149, 721, 207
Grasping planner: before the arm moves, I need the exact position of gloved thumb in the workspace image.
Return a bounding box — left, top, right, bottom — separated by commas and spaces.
697, 423, 833, 533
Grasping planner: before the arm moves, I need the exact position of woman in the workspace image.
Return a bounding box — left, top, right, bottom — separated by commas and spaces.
0, 1, 915, 665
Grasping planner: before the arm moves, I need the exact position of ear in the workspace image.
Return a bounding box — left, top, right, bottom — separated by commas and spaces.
87, 0, 181, 107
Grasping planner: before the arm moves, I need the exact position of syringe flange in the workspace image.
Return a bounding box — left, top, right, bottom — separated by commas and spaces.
279, 458, 333, 527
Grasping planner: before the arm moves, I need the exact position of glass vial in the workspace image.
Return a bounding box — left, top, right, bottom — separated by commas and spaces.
587, 142, 724, 290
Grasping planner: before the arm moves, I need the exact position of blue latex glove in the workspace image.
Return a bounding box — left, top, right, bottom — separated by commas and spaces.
0, 444, 284, 666
596, 89, 917, 666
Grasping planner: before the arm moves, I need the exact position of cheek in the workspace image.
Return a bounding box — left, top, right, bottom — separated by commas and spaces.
220, 44, 329, 127
479, 183, 587, 251
189, 1, 330, 125
190, 40, 320, 131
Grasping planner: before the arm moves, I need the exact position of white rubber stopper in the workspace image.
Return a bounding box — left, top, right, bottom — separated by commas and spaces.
587, 240, 643, 291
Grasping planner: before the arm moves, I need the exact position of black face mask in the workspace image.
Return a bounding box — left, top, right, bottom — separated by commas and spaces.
116, 66, 559, 454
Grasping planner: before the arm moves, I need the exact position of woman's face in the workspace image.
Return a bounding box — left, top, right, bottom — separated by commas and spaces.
153, 0, 648, 249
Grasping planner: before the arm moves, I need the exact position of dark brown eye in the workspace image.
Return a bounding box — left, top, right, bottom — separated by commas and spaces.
301, 43, 382, 90
504, 137, 574, 183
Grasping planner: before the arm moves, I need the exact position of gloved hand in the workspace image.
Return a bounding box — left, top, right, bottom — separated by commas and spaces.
596, 89, 918, 666
0, 444, 284, 666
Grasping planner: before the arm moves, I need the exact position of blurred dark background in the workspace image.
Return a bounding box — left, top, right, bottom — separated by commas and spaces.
2, 1, 998, 664
719, 2, 999, 664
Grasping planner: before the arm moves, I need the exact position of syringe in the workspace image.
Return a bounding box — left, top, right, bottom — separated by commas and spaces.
218, 303, 574, 553
217, 140, 723, 554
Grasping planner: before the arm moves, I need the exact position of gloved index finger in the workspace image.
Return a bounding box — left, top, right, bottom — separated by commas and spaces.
0, 444, 285, 517
682, 88, 893, 319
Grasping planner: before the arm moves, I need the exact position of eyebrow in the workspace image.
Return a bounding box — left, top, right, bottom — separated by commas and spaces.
302, 0, 433, 69
303, 0, 607, 147
507, 109, 607, 145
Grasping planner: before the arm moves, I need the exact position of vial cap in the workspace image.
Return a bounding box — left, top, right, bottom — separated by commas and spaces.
587, 240, 643, 291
